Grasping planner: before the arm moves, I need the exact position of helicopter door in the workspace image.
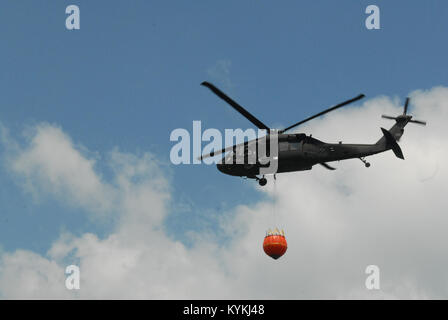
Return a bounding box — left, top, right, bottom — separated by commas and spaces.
302, 138, 320, 159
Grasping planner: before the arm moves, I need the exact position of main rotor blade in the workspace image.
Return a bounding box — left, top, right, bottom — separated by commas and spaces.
198, 134, 270, 161
198, 139, 251, 161
279, 94, 365, 133
198, 144, 235, 160
382, 115, 397, 120
201, 81, 270, 130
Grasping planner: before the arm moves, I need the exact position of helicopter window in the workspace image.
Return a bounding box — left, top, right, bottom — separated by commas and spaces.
290, 142, 300, 151
279, 142, 288, 152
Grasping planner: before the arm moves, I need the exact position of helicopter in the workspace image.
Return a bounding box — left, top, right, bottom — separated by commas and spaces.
199, 81, 426, 186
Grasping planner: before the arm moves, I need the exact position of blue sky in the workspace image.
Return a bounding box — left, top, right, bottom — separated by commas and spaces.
0, 0, 447, 256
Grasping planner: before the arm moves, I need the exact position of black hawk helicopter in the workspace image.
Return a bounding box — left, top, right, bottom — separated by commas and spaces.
199, 82, 426, 186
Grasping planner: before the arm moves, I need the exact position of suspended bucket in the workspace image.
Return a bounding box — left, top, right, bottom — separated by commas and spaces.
263, 228, 287, 260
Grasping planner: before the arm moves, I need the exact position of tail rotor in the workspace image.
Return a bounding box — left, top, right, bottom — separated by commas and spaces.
403, 97, 410, 116
381, 97, 426, 126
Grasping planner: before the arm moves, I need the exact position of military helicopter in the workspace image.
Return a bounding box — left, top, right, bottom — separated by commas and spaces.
199, 82, 426, 186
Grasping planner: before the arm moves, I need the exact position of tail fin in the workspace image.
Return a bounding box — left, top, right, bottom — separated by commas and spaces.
380, 127, 404, 159
376, 97, 426, 160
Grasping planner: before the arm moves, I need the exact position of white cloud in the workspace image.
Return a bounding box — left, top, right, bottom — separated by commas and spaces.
3, 124, 113, 215
0, 250, 70, 299
0, 86, 447, 299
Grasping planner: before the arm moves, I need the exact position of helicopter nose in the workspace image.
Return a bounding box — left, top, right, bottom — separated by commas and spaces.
217, 163, 226, 173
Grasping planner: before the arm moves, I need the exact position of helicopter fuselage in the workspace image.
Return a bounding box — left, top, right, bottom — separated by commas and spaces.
216, 133, 389, 178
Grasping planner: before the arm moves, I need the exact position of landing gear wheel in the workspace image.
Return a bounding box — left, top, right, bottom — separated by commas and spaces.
259, 178, 267, 186
359, 157, 371, 168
